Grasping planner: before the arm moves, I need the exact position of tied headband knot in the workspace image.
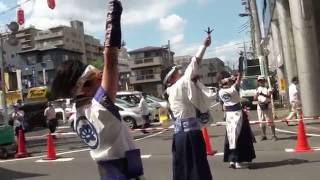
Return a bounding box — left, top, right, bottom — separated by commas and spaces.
72, 65, 101, 96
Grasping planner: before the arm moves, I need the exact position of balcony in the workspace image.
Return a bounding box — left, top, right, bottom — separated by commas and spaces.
16, 33, 31, 38
21, 44, 32, 49
129, 73, 161, 84
35, 31, 64, 41
129, 56, 162, 68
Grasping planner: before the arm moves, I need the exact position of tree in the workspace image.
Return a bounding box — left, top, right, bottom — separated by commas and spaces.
89, 58, 103, 70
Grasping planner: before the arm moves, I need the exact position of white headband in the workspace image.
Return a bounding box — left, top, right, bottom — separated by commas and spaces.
73, 65, 100, 96
163, 65, 180, 85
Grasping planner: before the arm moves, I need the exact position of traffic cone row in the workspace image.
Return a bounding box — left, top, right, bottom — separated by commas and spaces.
15, 130, 57, 160
202, 128, 217, 156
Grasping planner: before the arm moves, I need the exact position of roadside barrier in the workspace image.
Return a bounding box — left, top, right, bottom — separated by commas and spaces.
129, 116, 320, 132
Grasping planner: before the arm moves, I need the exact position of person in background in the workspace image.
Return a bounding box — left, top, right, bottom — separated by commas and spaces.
11, 103, 25, 139
139, 93, 150, 134
217, 56, 256, 169
285, 77, 302, 125
161, 35, 213, 180
44, 102, 58, 138
254, 75, 277, 141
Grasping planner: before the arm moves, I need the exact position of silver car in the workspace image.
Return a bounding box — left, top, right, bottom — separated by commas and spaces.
115, 99, 145, 129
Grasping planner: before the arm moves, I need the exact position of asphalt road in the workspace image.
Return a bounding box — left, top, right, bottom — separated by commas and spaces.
1, 106, 320, 180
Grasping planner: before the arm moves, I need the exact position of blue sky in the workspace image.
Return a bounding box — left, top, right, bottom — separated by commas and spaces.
0, 0, 257, 66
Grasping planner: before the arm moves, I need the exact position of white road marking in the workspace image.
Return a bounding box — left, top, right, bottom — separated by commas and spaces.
141, 155, 151, 159
57, 126, 70, 129
0, 128, 168, 163
285, 147, 320, 152
214, 152, 224, 156
35, 158, 74, 163
275, 128, 320, 137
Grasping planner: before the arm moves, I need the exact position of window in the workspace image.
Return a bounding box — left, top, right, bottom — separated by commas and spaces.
11, 54, 15, 58
26, 56, 36, 65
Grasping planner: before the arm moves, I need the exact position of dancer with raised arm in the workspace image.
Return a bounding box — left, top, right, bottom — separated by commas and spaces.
51, 1, 144, 179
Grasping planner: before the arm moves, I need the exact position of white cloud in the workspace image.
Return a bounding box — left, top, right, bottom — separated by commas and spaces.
18, 0, 187, 35
173, 40, 244, 66
171, 33, 185, 44
159, 14, 187, 46
0, 1, 7, 12
159, 14, 187, 33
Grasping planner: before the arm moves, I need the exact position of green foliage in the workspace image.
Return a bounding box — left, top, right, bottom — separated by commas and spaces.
89, 58, 103, 70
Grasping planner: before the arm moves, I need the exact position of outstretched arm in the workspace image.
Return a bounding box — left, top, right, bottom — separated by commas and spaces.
234, 55, 244, 87
185, 35, 212, 81
101, 0, 123, 102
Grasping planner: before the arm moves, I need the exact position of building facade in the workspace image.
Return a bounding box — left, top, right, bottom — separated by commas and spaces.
128, 46, 174, 97
260, 0, 320, 116
174, 56, 225, 87
2, 20, 101, 92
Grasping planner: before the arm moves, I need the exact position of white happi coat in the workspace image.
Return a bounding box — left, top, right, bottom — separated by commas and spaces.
219, 84, 242, 149
75, 87, 136, 162
167, 47, 212, 122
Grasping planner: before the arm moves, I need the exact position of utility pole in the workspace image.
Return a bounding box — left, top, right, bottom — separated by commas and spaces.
248, 0, 268, 76
288, 0, 320, 116
167, 40, 172, 64
0, 34, 8, 123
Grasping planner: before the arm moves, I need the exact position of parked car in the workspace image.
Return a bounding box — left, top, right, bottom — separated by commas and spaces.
68, 99, 145, 130
115, 98, 145, 129
116, 91, 160, 122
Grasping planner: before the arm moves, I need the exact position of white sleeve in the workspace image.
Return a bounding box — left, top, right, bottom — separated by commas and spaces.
183, 45, 206, 80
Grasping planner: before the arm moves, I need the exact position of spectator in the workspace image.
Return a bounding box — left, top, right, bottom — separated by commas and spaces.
285, 77, 301, 125
139, 94, 150, 134
44, 102, 58, 138
254, 75, 277, 141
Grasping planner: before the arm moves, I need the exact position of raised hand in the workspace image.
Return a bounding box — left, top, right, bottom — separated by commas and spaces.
104, 0, 123, 48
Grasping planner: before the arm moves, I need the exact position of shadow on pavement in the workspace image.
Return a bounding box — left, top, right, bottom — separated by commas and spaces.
0, 167, 47, 180
249, 158, 319, 169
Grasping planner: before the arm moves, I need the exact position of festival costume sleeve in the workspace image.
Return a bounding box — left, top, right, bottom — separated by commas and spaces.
183, 45, 211, 113
79, 87, 136, 161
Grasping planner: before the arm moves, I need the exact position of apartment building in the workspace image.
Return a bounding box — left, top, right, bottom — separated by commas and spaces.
118, 47, 131, 91
85, 35, 102, 64
3, 20, 102, 89
35, 20, 87, 63
174, 56, 225, 87
128, 46, 174, 97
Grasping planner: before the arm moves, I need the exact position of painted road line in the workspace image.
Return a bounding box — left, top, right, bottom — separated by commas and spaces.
0, 127, 168, 163
57, 126, 71, 129
214, 152, 224, 156
275, 128, 320, 137
35, 158, 74, 163
135, 129, 168, 141
285, 147, 320, 152
141, 155, 152, 159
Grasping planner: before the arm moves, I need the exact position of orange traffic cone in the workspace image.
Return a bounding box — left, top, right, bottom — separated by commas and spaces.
44, 133, 57, 160
15, 129, 29, 158
294, 115, 313, 152
202, 128, 217, 156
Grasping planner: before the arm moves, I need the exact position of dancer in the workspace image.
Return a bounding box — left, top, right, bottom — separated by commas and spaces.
161, 35, 213, 180
218, 56, 256, 169
51, 1, 144, 179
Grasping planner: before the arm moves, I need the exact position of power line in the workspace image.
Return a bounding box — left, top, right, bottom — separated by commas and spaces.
0, 0, 33, 17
